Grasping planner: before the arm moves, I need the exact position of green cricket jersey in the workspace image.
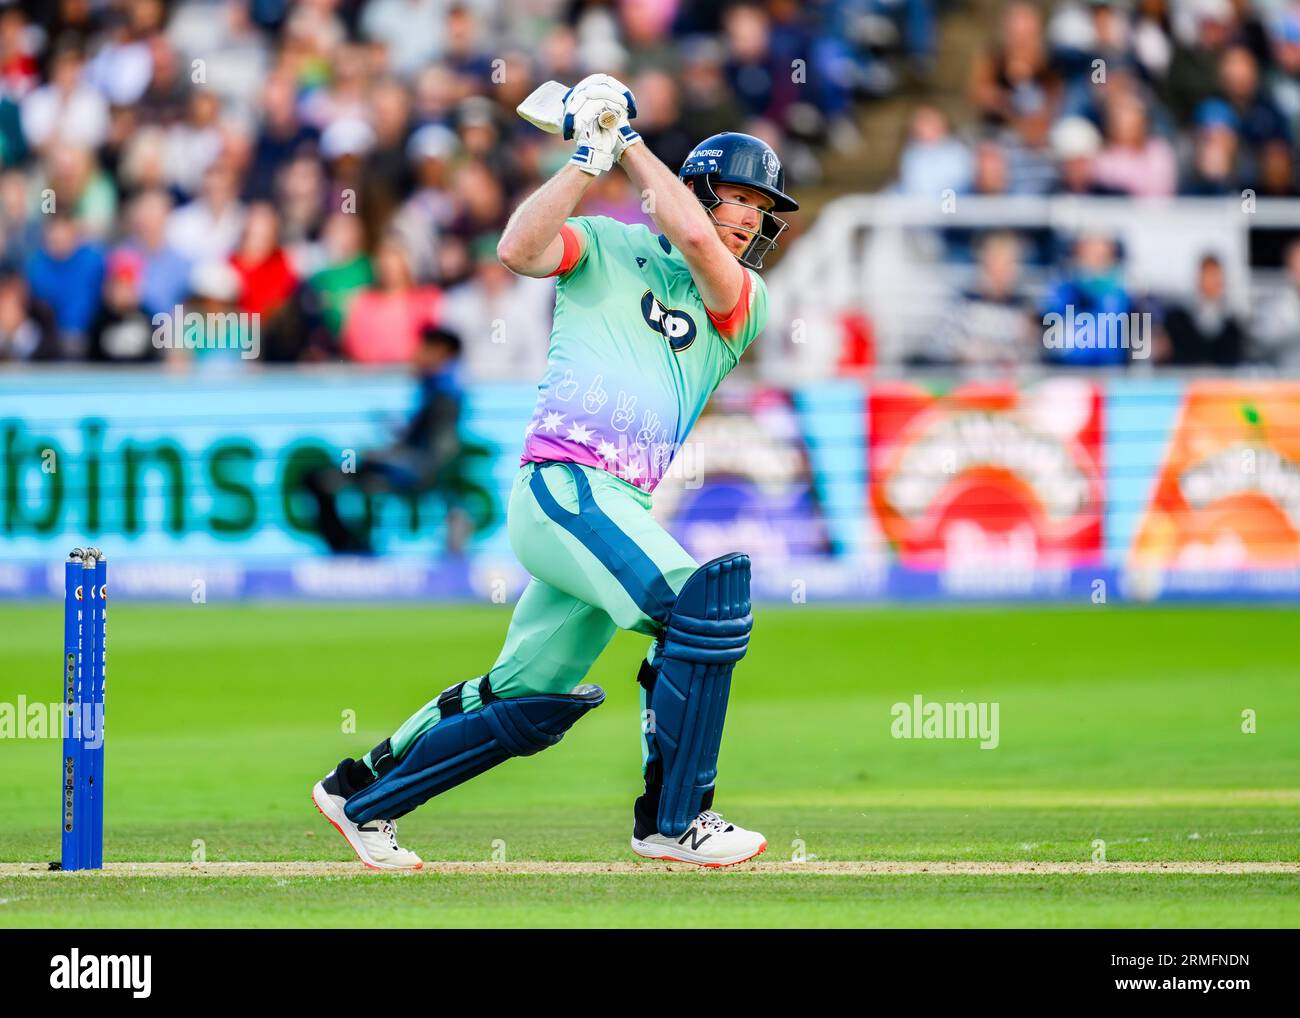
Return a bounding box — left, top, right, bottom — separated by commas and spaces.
521, 215, 767, 492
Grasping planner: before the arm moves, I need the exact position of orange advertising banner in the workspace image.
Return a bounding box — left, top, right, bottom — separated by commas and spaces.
869, 379, 1104, 569
1131, 381, 1300, 569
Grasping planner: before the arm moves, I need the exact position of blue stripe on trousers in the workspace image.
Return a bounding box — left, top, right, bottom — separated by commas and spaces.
528, 462, 677, 625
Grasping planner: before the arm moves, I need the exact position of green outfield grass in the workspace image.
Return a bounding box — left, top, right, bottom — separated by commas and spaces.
1, 603, 1297, 927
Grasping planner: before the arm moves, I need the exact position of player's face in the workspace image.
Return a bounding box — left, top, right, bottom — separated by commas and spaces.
710, 183, 775, 258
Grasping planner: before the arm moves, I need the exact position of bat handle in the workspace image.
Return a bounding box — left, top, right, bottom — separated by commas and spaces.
598, 108, 620, 129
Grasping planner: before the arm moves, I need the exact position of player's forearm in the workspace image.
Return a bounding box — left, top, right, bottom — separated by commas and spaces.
619, 143, 743, 313
619, 143, 721, 257
497, 165, 596, 277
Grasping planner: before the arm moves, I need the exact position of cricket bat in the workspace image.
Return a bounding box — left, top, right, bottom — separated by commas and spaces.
517, 80, 622, 137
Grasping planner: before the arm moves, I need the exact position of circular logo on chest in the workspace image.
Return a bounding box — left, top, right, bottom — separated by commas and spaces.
641, 290, 697, 352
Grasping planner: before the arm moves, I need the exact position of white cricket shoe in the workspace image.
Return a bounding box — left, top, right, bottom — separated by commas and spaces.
312, 778, 423, 871
631, 810, 767, 867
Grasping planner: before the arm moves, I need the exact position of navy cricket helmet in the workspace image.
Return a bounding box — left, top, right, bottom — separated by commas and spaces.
679, 132, 798, 269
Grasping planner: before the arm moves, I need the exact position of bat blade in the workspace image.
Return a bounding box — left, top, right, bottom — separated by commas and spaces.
517, 80, 624, 137
516, 80, 569, 134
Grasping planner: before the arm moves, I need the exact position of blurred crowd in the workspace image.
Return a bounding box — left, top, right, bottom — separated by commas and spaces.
887, 0, 1300, 371
901, 0, 1300, 203
0, 0, 930, 372
911, 230, 1300, 370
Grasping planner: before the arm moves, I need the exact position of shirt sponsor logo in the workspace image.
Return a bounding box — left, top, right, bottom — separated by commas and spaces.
641, 290, 697, 353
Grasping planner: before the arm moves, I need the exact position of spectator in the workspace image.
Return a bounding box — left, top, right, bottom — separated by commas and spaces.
454, 96, 513, 194
280, 0, 347, 66
0, 7, 40, 100
305, 41, 374, 130
1090, 94, 1177, 196
946, 137, 1051, 264
165, 89, 225, 197
180, 259, 248, 368
24, 213, 104, 353
0, 268, 58, 361
19, 39, 109, 152
1161, 254, 1246, 366
621, 0, 680, 78
1253, 239, 1300, 369
442, 5, 494, 87
1131, 0, 1174, 82
779, 0, 865, 148
1041, 233, 1132, 367
445, 158, 506, 246
1047, 116, 1108, 194
968, 2, 1060, 148
1213, 45, 1289, 149
0, 167, 40, 265
301, 325, 467, 554
678, 37, 744, 145
1162, 0, 1235, 125
246, 71, 319, 201
87, 249, 158, 363
392, 123, 459, 282
230, 203, 297, 319
896, 106, 973, 198
135, 31, 190, 127
1182, 99, 1242, 194
969, 137, 1011, 196
85, 6, 154, 107
182, 0, 271, 116
306, 212, 374, 348
319, 116, 376, 226
361, 0, 446, 80
442, 233, 554, 380
0, 92, 25, 169
630, 70, 696, 174
1051, 0, 1136, 80
44, 145, 117, 241
925, 233, 1037, 367
341, 236, 440, 363
276, 154, 329, 252
1254, 139, 1298, 198
724, 4, 780, 123
363, 77, 415, 220
115, 189, 192, 319
228, 201, 303, 361
1270, 7, 1300, 134
117, 125, 170, 193
166, 162, 246, 264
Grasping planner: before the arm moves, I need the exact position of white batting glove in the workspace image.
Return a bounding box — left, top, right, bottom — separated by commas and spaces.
571, 102, 642, 168
611, 119, 642, 162
562, 73, 638, 141
569, 121, 618, 175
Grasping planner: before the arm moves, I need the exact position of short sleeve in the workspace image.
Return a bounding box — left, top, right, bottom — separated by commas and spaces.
548, 216, 599, 279
707, 268, 768, 355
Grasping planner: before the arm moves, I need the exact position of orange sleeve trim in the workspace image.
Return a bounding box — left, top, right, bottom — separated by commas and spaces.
705, 268, 752, 338
545, 224, 583, 277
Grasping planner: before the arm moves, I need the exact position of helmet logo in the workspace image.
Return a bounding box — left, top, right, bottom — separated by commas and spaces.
762, 150, 779, 177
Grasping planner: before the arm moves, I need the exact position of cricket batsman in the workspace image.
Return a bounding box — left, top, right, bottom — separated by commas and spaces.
312, 73, 797, 869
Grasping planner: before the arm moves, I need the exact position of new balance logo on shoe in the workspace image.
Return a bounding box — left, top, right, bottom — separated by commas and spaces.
678, 827, 712, 850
